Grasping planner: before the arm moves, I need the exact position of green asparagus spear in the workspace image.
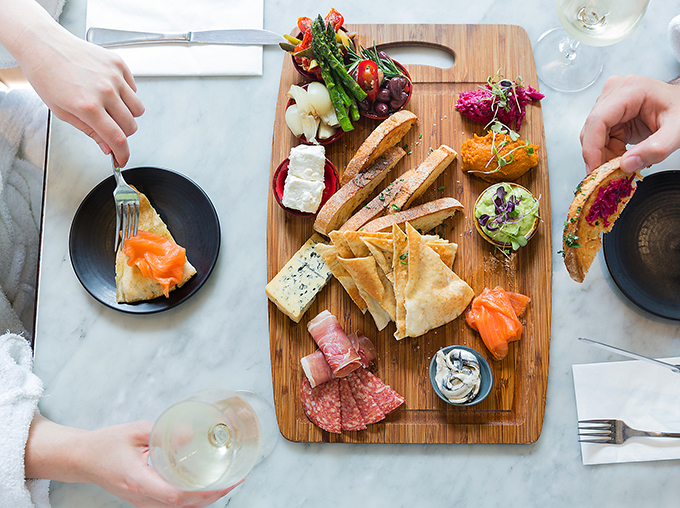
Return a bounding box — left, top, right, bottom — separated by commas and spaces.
317, 57, 353, 132
311, 16, 367, 102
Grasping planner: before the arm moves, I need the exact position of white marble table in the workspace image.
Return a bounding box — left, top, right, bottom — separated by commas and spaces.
34, 1, 680, 507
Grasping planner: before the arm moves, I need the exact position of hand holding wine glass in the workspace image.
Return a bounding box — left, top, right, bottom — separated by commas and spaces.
535, 0, 650, 92
149, 389, 278, 492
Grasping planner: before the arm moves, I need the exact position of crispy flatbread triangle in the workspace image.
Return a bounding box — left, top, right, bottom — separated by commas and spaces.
338, 255, 396, 324
315, 243, 367, 312
392, 225, 409, 340
115, 190, 196, 303
403, 223, 474, 338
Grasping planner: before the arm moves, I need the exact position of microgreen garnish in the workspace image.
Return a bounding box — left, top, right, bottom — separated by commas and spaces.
477, 185, 540, 251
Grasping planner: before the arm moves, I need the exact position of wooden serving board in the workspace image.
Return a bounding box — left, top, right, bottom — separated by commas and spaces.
267, 24, 551, 444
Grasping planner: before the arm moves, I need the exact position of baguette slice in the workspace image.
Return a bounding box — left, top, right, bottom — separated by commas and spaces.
339, 145, 457, 232
314, 146, 405, 236
562, 156, 641, 283
340, 110, 418, 185
388, 144, 457, 213
361, 197, 464, 233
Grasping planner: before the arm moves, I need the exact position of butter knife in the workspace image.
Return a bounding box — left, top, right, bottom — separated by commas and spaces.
578, 337, 680, 373
86, 27, 286, 47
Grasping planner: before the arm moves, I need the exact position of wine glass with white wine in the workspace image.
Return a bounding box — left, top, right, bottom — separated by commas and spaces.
534, 0, 650, 92
149, 388, 278, 491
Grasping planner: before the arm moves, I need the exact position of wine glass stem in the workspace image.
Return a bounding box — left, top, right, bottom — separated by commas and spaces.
560, 36, 580, 61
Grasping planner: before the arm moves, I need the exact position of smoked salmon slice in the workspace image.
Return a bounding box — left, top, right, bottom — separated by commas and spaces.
123, 230, 187, 297
465, 286, 530, 361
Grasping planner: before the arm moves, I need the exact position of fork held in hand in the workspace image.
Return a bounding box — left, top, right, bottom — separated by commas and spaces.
112, 155, 140, 252
578, 419, 680, 444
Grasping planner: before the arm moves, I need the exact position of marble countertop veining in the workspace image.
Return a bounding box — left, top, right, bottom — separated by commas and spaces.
34, 1, 680, 507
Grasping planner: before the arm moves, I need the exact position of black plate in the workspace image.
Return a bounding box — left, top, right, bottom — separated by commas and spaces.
603, 171, 680, 320
69, 167, 220, 314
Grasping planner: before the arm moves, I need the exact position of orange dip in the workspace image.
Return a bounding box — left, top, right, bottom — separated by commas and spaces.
461, 132, 539, 183
123, 230, 186, 297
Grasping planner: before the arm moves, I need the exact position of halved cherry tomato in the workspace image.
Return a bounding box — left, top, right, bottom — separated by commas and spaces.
357, 60, 380, 102
324, 9, 344, 30
297, 17, 313, 34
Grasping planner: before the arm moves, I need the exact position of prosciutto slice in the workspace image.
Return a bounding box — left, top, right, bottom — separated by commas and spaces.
300, 350, 335, 388
347, 331, 378, 368
307, 310, 362, 377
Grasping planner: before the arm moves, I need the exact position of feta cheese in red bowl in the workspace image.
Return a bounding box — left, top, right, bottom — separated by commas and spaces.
273, 145, 338, 218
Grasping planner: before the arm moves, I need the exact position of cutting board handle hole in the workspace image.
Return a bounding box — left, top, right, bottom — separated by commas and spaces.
381, 44, 455, 69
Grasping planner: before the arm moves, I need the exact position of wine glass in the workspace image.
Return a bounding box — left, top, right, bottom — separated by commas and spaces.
148, 388, 278, 491
534, 0, 650, 92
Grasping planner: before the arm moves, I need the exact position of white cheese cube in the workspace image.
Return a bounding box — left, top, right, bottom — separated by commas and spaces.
288, 144, 325, 181
282, 174, 325, 213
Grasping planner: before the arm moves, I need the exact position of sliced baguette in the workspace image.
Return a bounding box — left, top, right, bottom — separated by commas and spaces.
314, 146, 405, 236
562, 156, 641, 283
340, 110, 418, 185
388, 144, 457, 213
339, 144, 457, 232
360, 197, 464, 233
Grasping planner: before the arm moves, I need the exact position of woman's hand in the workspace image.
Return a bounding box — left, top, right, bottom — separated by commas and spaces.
0, 0, 144, 166
580, 75, 680, 174
26, 414, 240, 508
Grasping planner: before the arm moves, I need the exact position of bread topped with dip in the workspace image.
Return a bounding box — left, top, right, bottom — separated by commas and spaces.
562, 156, 641, 283
115, 189, 196, 303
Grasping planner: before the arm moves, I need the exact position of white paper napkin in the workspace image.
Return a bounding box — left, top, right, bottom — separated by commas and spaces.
572, 357, 680, 465
85, 0, 264, 76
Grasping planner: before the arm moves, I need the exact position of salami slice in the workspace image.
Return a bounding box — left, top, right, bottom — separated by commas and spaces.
346, 371, 384, 424
339, 378, 367, 431
355, 367, 405, 414
300, 377, 341, 434
307, 311, 362, 377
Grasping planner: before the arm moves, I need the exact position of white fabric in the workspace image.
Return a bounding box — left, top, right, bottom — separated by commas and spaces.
0, 332, 50, 508
0, 0, 66, 69
0, 88, 47, 339
85, 0, 264, 76
572, 357, 680, 466
669, 14, 680, 63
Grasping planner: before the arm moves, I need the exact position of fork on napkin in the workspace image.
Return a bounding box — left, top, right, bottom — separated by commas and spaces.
86, 0, 264, 76
572, 357, 680, 465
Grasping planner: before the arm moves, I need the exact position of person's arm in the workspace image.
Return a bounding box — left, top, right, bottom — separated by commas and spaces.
25, 413, 239, 508
580, 75, 680, 174
0, 0, 144, 166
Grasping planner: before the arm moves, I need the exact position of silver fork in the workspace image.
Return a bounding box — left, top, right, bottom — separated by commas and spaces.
112, 155, 139, 252
578, 419, 680, 444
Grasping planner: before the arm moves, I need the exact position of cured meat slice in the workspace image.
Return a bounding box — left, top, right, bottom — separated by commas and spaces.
300, 377, 341, 434
307, 310, 362, 377
347, 331, 378, 368
346, 371, 384, 424
354, 367, 405, 414
300, 350, 335, 388
339, 378, 367, 431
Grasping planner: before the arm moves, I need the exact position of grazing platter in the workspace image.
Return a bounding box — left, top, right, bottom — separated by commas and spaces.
267, 23, 551, 444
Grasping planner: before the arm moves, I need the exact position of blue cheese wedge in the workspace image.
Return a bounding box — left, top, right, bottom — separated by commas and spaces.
265, 234, 332, 322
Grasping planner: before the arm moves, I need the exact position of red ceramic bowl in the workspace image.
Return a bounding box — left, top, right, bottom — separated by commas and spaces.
360, 60, 413, 120
273, 157, 339, 218
285, 83, 344, 146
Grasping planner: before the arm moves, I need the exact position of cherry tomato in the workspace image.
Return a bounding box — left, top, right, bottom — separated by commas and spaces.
357, 60, 380, 102
324, 9, 344, 30
297, 17, 312, 34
